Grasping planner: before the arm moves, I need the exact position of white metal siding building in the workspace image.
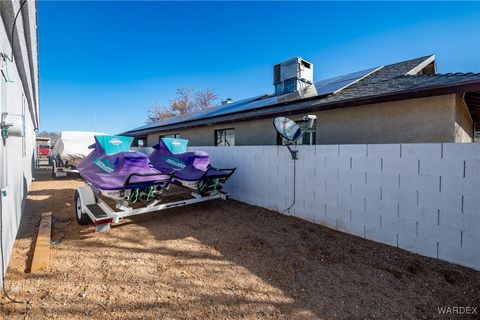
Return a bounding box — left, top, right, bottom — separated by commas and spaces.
0, 0, 39, 286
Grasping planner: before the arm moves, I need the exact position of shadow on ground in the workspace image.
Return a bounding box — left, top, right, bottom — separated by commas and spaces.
1, 168, 479, 319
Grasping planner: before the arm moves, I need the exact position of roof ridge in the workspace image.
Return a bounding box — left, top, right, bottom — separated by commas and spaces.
401, 72, 480, 78
383, 54, 434, 68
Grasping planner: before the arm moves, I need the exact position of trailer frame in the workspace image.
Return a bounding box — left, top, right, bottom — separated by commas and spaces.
52, 158, 79, 178
74, 184, 229, 232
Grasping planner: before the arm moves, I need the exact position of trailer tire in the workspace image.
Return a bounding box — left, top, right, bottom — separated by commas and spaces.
74, 190, 92, 225
51, 159, 56, 178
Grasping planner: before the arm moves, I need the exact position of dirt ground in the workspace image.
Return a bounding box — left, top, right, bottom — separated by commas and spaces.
0, 169, 479, 319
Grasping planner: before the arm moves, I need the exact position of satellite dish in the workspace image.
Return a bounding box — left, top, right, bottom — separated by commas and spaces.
273, 117, 301, 142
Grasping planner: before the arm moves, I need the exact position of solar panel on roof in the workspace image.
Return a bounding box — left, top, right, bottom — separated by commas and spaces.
127, 65, 384, 134
315, 66, 382, 95
190, 95, 267, 119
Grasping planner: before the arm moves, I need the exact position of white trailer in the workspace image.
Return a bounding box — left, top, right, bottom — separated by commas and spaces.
74, 184, 229, 232
52, 131, 106, 178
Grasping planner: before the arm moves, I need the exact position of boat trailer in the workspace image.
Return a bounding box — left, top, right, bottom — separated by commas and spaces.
74, 184, 229, 232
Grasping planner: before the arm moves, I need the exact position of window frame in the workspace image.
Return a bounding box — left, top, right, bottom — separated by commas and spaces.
276, 119, 316, 146
159, 133, 180, 143
214, 128, 235, 146
132, 137, 147, 147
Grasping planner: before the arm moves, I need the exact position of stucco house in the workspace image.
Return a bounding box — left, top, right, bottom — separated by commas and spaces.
0, 0, 39, 286
124, 55, 480, 146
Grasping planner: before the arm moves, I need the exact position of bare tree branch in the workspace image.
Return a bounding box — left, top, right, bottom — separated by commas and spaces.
146, 103, 175, 123
195, 88, 218, 111
170, 87, 194, 115
146, 87, 218, 123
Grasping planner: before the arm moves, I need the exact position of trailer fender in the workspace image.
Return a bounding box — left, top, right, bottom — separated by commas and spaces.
76, 185, 96, 212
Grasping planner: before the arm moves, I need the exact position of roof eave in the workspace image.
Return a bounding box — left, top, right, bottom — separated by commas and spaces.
124, 80, 480, 137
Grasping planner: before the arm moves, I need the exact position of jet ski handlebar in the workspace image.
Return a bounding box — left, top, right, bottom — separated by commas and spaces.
122, 171, 176, 190
200, 167, 237, 181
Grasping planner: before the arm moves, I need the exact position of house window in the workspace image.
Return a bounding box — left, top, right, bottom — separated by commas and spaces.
132, 137, 146, 147
277, 120, 316, 145
215, 128, 235, 146
159, 133, 180, 142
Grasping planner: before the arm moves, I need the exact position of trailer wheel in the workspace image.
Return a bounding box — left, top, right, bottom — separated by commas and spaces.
74, 190, 92, 225
51, 159, 56, 178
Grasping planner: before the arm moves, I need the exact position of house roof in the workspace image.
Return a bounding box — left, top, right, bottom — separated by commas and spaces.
36, 137, 51, 141
124, 55, 480, 136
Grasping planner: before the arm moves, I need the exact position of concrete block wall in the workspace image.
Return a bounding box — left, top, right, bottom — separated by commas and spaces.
191, 143, 480, 270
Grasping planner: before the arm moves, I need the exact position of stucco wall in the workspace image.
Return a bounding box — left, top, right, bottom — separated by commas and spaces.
146, 94, 467, 146
147, 120, 278, 147
454, 94, 473, 143
0, 2, 39, 286
314, 95, 458, 144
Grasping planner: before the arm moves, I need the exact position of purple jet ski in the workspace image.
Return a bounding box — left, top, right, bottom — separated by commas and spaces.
77, 135, 174, 204
149, 138, 235, 194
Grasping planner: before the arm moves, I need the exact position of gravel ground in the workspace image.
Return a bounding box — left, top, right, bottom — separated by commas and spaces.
0, 169, 479, 319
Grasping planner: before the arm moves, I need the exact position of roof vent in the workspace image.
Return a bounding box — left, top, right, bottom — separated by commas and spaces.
221, 98, 233, 105
273, 57, 313, 95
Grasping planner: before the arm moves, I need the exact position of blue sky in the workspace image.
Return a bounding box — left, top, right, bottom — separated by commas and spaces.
38, 1, 480, 134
